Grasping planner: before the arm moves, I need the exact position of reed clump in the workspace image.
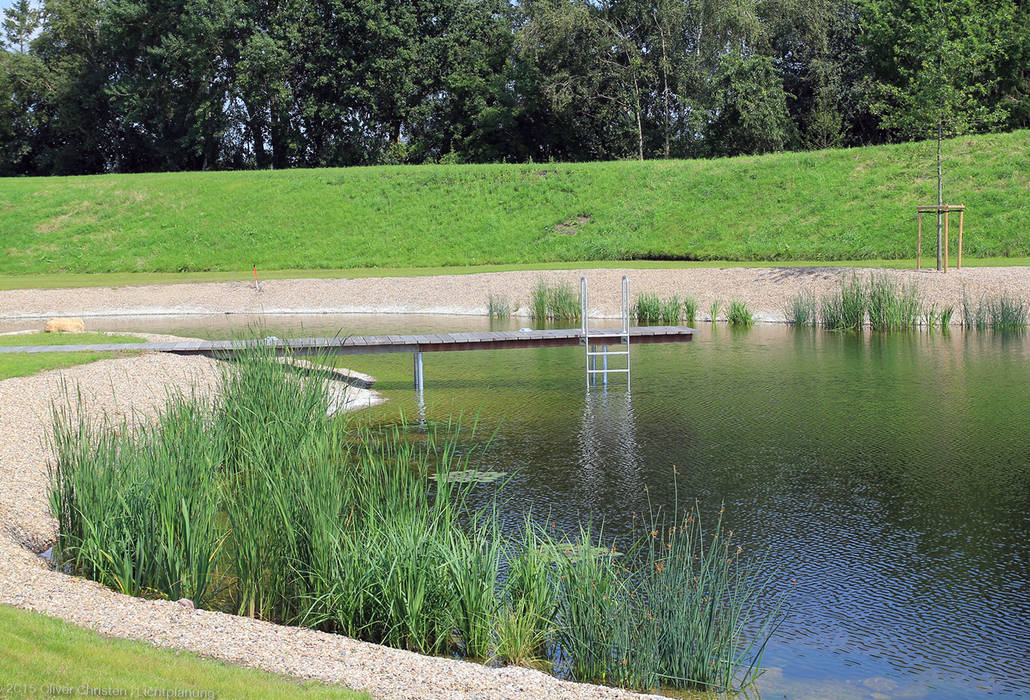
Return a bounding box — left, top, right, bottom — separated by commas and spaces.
487, 294, 515, 319
962, 292, 1029, 330
727, 300, 754, 328
866, 274, 921, 331
786, 291, 817, 326
682, 295, 698, 326
529, 280, 581, 322
634, 294, 681, 325
49, 345, 781, 693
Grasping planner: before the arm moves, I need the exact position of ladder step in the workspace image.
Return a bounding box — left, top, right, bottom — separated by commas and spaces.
586, 350, 629, 357
587, 368, 630, 374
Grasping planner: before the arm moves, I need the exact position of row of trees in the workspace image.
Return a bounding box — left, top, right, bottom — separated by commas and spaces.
1, 0, 1027, 175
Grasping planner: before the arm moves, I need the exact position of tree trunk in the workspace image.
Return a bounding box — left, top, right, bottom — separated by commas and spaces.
936, 119, 943, 271
655, 15, 671, 159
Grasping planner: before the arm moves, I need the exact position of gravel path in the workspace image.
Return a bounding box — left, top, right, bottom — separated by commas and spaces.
0, 267, 1027, 322
0, 345, 652, 700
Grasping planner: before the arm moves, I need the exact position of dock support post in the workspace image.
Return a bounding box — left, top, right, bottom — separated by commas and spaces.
413, 350, 424, 396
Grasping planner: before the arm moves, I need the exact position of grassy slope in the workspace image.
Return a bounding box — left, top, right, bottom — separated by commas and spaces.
0, 605, 368, 699
0, 131, 1027, 276
0, 332, 140, 379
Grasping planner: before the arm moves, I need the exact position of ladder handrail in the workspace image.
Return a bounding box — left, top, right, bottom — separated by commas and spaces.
582, 275, 631, 389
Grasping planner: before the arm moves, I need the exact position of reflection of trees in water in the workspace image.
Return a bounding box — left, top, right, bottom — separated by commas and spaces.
573, 388, 644, 516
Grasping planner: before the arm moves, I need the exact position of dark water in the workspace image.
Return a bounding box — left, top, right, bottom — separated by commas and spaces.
7, 314, 1028, 699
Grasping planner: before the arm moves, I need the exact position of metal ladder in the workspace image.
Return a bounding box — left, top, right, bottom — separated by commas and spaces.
580, 276, 630, 389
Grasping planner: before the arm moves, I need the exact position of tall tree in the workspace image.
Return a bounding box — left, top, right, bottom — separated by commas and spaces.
3, 0, 41, 52
863, 0, 1011, 269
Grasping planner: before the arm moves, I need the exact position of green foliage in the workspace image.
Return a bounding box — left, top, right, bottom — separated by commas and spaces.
727, 300, 754, 328
786, 292, 818, 326
681, 295, 698, 326
487, 294, 514, 319
529, 280, 580, 321
708, 300, 721, 323
963, 293, 1029, 330
48, 346, 782, 693
821, 275, 867, 331
866, 275, 922, 331
2, 0, 1028, 174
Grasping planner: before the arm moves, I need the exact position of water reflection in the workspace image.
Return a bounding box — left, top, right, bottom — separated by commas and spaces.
575, 388, 643, 514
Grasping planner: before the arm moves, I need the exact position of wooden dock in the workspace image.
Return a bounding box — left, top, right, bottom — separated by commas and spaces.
0, 326, 693, 358
1, 326, 693, 395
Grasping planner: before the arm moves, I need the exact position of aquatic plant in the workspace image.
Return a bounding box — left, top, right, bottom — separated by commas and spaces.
48, 345, 782, 693
634, 294, 681, 325
708, 300, 721, 323
867, 275, 921, 331
529, 280, 581, 322
633, 293, 662, 325
786, 292, 817, 326
821, 275, 865, 331
963, 293, 1029, 330
727, 300, 754, 328
487, 294, 514, 319
682, 295, 698, 326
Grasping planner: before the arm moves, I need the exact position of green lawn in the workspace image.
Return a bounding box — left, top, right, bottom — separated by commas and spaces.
0, 604, 368, 699
0, 332, 141, 380
0, 131, 1026, 277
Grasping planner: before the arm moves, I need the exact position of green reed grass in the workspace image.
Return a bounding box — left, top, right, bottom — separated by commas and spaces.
487, 294, 514, 319
530, 282, 549, 321
634, 293, 681, 325
727, 300, 754, 328
866, 275, 921, 331
529, 280, 581, 321
786, 292, 817, 326
708, 300, 721, 323
48, 345, 781, 693
820, 275, 866, 331
963, 293, 1029, 330
682, 296, 698, 326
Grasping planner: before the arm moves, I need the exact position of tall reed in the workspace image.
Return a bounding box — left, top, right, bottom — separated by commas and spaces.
786, 291, 817, 326
866, 275, 921, 331
727, 300, 754, 328
48, 345, 783, 693
529, 280, 581, 322
682, 295, 698, 326
820, 275, 865, 331
487, 294, 514, 319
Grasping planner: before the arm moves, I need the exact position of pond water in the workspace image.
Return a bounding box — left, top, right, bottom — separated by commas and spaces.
7, 313, 1028, 699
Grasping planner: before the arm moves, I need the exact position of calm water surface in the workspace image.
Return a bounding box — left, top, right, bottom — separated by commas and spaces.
8, 314, 1028, 699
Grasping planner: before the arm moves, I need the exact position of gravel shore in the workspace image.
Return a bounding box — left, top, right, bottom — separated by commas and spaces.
0, 343, 652, 700
0, 266, 1027, 322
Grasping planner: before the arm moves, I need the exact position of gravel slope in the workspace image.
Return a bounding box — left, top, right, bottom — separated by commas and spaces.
0, 348, 652, 700
0, 267, 1027, 322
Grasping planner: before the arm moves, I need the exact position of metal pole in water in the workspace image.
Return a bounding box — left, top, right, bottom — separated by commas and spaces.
581, 277, 590, 388
603, 344, 608, 387
413, 350, 424, 397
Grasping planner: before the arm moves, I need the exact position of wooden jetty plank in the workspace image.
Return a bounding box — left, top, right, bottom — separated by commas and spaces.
0, 326, 693, 359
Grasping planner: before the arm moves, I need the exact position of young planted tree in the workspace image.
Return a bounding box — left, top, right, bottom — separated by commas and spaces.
863, 0, 1010, 269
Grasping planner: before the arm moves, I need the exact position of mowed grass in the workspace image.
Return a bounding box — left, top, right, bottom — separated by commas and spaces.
0, 131, 1027, 276
0, 605, 368, 699
0, 332, 141, 379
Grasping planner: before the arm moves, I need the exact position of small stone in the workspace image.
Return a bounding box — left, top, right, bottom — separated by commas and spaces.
176, 598, 195, 610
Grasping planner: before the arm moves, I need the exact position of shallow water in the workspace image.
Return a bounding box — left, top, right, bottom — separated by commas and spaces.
8, 313, 1028, 699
